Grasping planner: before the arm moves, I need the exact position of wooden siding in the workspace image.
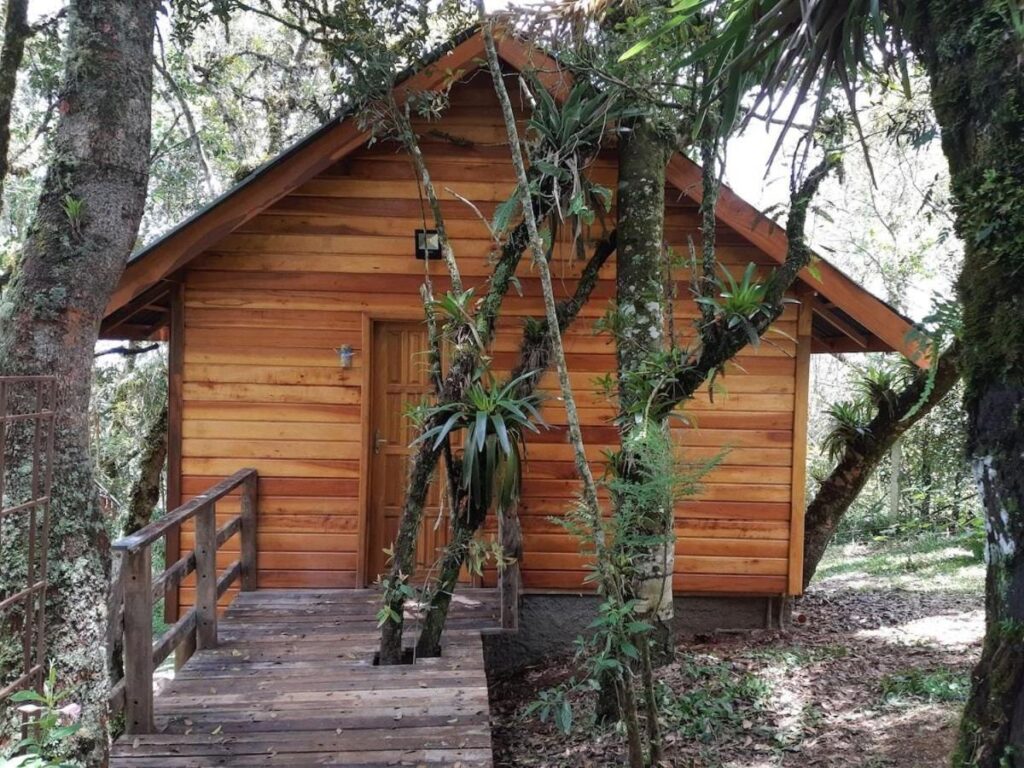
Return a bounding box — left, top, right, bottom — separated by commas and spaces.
175, 76, 802, 606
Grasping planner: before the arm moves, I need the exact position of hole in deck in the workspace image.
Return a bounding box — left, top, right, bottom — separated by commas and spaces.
371, 647, 441, 666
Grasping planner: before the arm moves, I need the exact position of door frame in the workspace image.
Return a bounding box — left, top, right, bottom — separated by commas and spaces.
357, 310, 426, 587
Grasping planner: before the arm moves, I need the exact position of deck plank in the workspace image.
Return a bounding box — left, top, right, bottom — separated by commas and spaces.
110, 588, 498, 767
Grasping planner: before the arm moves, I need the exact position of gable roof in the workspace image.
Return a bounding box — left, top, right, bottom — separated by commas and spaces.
102, 27, 918, 360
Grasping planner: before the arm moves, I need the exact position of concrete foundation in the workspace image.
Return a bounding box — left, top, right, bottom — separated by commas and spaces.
484, 593, 788, 675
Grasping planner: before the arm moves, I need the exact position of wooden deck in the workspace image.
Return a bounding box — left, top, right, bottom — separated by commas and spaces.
110, 589, 500, 767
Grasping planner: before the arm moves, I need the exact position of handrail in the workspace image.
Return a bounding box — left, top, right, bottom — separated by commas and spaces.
113, 468, 256, 553
107, 468, 258, 735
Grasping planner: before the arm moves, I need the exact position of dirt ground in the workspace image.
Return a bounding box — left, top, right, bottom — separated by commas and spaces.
490, 538, 984, 767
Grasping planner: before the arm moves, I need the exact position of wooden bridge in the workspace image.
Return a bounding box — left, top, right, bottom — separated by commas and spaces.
107, 469, 507, 767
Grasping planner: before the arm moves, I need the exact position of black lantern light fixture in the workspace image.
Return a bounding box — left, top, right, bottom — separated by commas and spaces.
415, 229, 442, 260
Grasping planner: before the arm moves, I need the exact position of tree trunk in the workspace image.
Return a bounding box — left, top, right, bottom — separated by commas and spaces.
802, 343, 962, 589
414, 501, 482, 658
483, 16, 635, 760
0, 0, 28, 210
614, 117, 674, 659
122, 398, 168, 536
0, 0, 155, 760
413, 233, 616, 656
378, 219, 537, 664
903, 4, 1024, 764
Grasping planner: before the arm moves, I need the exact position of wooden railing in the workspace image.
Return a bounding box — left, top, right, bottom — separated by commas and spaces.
107, 468, 258, 734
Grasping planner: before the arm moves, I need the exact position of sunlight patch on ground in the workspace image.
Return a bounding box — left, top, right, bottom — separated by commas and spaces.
858, 609, 985, 648
816, 538, 985, 595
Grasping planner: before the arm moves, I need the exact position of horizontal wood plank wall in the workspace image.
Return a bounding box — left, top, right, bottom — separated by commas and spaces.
176, 75, 798, 608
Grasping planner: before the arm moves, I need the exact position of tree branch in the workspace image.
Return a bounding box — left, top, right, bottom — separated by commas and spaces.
155, 28, 217, 198
510, 231, 617, 398
802, 341, 962, 588
0, 0, 30, 213
652, 152, 840, 420
95, 344, 161, 358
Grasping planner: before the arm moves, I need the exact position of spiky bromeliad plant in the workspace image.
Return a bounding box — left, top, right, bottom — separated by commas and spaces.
417, 369, 546, 519
695, 261, 799, 346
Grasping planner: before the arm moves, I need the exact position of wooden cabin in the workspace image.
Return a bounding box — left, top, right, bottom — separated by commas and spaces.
100, 30, 915, 633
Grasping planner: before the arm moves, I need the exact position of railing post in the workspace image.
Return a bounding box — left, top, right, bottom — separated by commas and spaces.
499, 508, 522, 631
194, 502, 218, 650
122, 547, 153, 734
240, 473, 258, 592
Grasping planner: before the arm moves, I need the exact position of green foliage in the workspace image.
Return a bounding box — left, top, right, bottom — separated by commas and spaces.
904, 294, 962, 420
417, 370, 545, 518
533, 422, 719, 734
3, 666, 81, 768
821, 400, 872, 462
375, 569, 417, 626
695, 262, 797, 346
511, 80, 618, 245
819, 359, 915, 462
427, 287, 483, 348
523, 687, 575, 734
60, 196, 84, 239
880, 668, 969, 704
91, 347, 168, 537
657, 655, 771, 742
623, 0, 915, 151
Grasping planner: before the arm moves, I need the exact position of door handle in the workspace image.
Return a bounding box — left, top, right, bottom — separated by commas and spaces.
374, 429, 387, 454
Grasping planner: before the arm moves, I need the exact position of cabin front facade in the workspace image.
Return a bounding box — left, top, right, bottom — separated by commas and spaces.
101, 31, 915, 645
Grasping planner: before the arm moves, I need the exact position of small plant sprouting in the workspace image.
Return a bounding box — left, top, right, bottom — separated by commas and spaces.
880, 668, 968, 704
61, 195, 85, 239
4, 664, 82, 768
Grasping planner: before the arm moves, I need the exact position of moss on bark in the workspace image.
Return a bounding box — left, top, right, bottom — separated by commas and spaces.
614, 117, 674, 659
0, 1, 156, 760
900, 2, 1024, 763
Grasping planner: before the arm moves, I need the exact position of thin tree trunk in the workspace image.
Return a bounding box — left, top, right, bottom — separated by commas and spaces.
378, 216, 544, 664
0, 0, 28, 212
0, 0, 155, 760
480, 19, 601, 546
122, 398, 168, 536
414, 502, 481, 658
640, 638, 663, 765
802, 343, 962, 589
414, 233, 616, 655
482, 15, 646, 765
900, 3, 1024, 764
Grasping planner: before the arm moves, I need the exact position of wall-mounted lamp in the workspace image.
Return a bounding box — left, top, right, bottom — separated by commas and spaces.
415, 229, 442, 260
336, 344, 354, 369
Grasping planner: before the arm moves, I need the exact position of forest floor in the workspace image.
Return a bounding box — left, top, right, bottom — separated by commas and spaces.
490, 534, 985, 767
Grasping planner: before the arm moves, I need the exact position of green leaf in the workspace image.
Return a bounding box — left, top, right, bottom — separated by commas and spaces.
10, 690, 46, 703
554, 699, 573, 734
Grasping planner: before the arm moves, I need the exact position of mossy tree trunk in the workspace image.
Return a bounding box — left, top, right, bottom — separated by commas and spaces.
901, 3, 1024, 764
802, 343, 962, 589
613, 117, 674, 659
0, 0, 28, 211
0, 0, 156, 761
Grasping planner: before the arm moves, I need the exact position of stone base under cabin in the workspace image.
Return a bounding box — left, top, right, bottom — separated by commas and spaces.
484, 594, 791, 674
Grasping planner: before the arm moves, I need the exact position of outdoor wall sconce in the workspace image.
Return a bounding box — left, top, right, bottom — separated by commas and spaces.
415, 229, 442, 260
336, 344, 354, 369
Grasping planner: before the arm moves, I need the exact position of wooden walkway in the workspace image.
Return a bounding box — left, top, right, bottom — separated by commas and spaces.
110, 589, 500, 767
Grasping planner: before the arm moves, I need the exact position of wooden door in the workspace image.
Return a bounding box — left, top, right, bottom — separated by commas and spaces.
366, 322, 448, 584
